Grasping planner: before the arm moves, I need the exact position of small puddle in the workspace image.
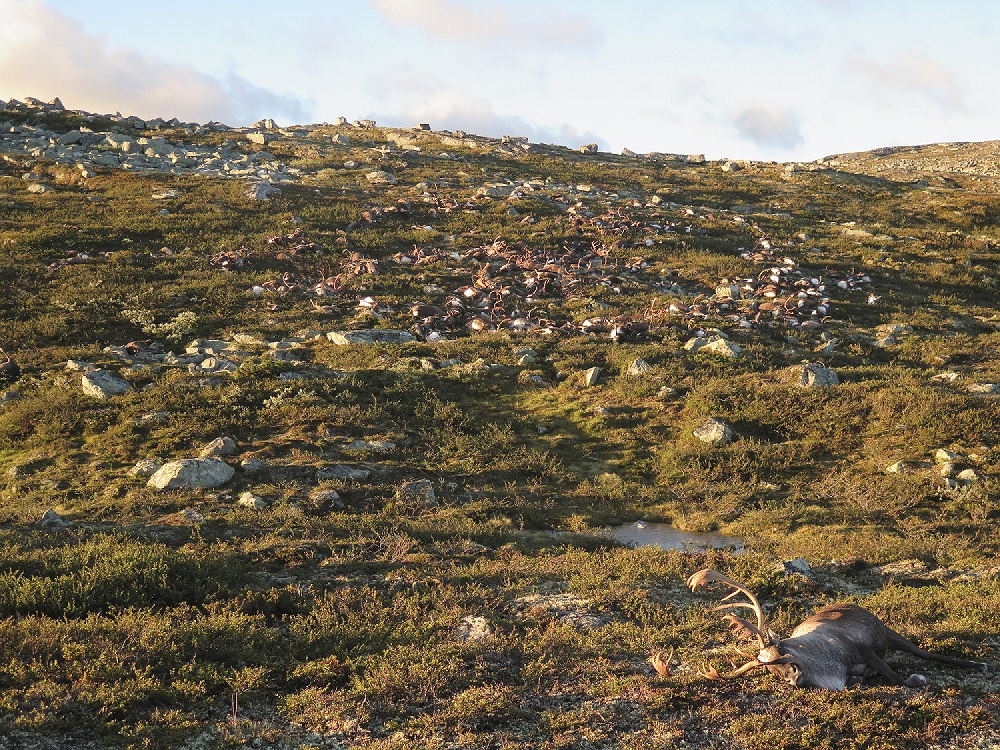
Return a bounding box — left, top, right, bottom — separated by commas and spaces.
607, 521, 745, 554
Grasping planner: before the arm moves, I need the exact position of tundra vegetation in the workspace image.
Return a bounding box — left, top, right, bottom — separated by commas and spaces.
0, 102, 999, 749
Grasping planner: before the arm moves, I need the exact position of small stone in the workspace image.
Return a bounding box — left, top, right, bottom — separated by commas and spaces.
345, 439, 396, 453
365, 170, 397, 184
316, 464, 370, 482
180, 508, 206, 524
715, 284, 740, 300
693, 418, 733, 445
81, 369, 132, 399
934, 449, 963, 464
238, 491, 267, 510
199, 436, 238, 458
627, 358, 652, 376
246, 181, 280, 200
240, 457, 269, 474
582, 366, 601, 386
310, 489, 344, 510
885, 461, 909, 474
147, 458, 235, 490
456, 615, 493, 642
129, 458, 163, 477
794, 363, 839, 387
956, 469, 979, 483
397, 479, 436, 506
65, 360, 98, 371
684, 336, 741, 358
37, 508, 71, 531
777, 557, 813, 577
27, 183, 52, 194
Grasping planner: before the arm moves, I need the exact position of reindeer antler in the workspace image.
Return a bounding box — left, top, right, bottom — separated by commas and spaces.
687, 569, 775, 650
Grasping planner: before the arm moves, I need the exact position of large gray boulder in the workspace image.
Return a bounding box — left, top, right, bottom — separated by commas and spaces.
82, 369, 132, 399
147, 458, 235, 490
326, 330, 417, 345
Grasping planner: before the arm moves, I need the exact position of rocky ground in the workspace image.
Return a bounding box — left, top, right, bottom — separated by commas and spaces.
0, 96, 999, 749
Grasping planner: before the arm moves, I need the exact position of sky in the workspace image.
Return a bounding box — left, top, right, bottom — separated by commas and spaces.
1, 0, 997, 161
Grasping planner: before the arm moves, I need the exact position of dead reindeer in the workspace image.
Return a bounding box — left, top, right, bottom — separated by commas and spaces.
686, 568, 994, 690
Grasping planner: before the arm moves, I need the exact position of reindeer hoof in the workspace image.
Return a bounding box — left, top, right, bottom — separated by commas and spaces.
904, 674, 928, 688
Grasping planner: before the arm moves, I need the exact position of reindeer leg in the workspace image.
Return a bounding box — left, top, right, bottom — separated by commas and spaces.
887, 633, 994, 674
857, 645, 905, 686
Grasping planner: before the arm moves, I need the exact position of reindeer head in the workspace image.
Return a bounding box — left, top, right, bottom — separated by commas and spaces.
686, 569, 802, 685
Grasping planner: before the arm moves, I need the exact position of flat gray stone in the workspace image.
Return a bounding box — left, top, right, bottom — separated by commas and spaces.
326, 330, 417, 345
81, 369, 132, 399
582, 366, 601, 386
316, 464, 370, 481
147, 458, 235, 490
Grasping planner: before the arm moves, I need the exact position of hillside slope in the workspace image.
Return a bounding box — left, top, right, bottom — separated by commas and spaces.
0, 96, 998, 749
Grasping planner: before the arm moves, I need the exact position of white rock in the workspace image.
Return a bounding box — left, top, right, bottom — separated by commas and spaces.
627, 358, 653, 376
238, 491, 267, 509
685, 336, 741, 358
693, 418, 733, 445
885, 461, 909, 474
956, 469, 979, 483
582, 366, 601, 386
27, 183, 52, 193
147, 458, 235, 490
199, 436, 238, 457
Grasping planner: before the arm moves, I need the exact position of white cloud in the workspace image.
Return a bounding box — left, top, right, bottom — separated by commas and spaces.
0, 0, 309, 125
732, 103, 804, 150
849, 52, 963, 109
369, 0, 602, 49
370, 87, 608, 151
